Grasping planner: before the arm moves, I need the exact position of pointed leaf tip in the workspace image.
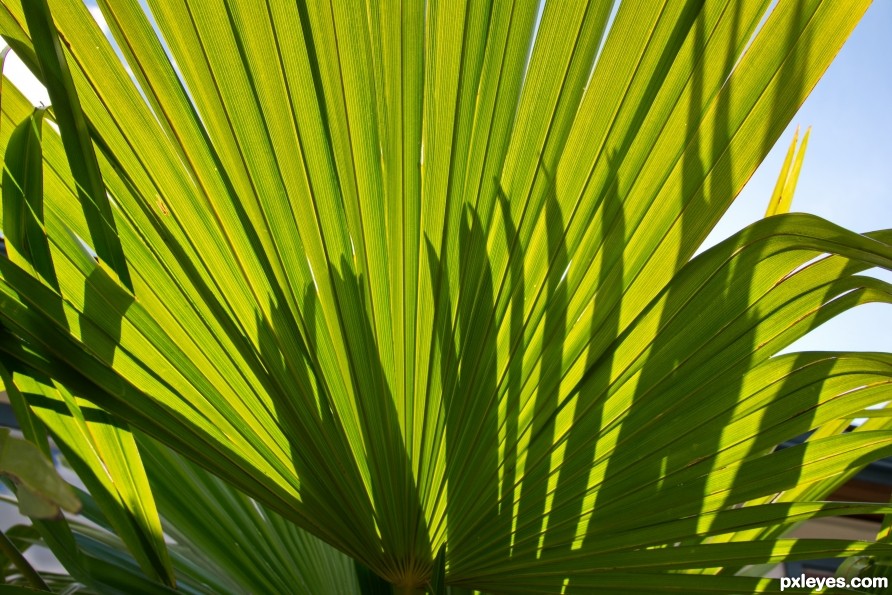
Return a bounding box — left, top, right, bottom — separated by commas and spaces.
766, 126, 811, 217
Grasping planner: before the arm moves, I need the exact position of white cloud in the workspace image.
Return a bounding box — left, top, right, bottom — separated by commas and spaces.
2, 51, 50, 106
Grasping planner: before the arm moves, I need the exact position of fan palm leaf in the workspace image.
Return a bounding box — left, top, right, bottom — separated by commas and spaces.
0, 0, 890, 591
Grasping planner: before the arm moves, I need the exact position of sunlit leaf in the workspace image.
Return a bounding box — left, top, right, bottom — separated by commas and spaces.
0, 0, 886, 591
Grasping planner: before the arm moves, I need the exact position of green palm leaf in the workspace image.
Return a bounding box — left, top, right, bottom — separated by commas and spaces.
137, 435, 364, 595
0, 0, 889, 591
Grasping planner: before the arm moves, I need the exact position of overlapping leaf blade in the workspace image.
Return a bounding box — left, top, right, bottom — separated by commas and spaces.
0, 0, 888, 591
137, 435, 364, 595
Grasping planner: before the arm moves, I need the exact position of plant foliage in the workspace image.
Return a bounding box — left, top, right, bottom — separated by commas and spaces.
0, 0, 891, 592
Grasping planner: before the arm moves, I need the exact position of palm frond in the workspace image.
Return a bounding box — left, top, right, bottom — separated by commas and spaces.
0, 0, 887, 590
